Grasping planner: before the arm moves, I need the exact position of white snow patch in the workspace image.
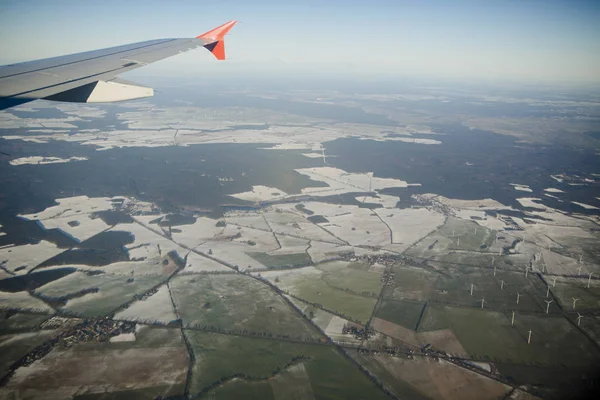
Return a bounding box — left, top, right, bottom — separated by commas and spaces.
516, 198, 546, 210
182, 253, 231, 274
20, 196, 114, 221
9, 156, 88, 166
544, 188, 565, 193
0, 241, 63, 275
110, 223, 187, 261
301, 152, 328, 158
510, 183, 533, 193
0, 291, 54, 312
571, 202, 599, 210
109, 332, 136, 343
295, 167, 414, 197
375, 208, 445, 250
544, 194, 563, 202
115, 284, 177, 323
229, 185, 288, 202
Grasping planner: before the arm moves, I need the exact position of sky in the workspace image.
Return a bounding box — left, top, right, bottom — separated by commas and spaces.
0, 0, 599, 83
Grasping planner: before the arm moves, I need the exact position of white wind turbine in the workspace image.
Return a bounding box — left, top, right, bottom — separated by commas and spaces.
544, 300, 554, 314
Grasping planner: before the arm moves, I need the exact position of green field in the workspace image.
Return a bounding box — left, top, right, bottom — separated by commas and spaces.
0, 330, 57, 378
429, 270, 552, 313
270, 262, 381, 323
376, 299, 425, 331
405, 217, 496, 258
170, 274, 319, 340
0, 312, 49, 334
428, 252, 531, 273
385, 264, 550, 313
187, 331, 390, 399
570, 313, 600, 346
418, 304, 600, 367
383, 265, 439, 301
248, 252, 312, 268
317, 260, 382, 297
551, 277, 600, 311
204, 380, 274, 400
285, 276, 377, 324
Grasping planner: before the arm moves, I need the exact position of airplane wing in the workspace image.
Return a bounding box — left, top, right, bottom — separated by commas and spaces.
0, 20, 237, 110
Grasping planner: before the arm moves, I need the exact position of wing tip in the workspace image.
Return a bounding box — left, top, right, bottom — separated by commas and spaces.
198, 20, 237, 61
196, 20, 238, 41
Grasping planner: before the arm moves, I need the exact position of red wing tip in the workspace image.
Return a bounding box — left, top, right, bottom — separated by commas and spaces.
197, 20, 238, 40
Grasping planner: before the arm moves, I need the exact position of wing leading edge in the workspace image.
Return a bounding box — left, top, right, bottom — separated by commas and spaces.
0, 20, 237, 110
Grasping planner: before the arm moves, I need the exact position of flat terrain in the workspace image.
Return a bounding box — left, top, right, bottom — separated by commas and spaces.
170, 274, 319, 340
0, 326, 188, 399
187, 331, 390, 399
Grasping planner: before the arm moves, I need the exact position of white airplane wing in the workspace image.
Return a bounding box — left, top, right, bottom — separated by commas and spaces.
0, 20, 237, 110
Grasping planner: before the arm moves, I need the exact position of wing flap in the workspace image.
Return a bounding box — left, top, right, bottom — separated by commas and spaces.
44, 80, 153, 103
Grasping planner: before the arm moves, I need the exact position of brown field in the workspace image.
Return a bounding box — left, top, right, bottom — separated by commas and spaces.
2, 330, 188, 399
372, 317, 419, 346
418, 329, 468, 357
372, 317, 468, 356
373, 355, 510, 400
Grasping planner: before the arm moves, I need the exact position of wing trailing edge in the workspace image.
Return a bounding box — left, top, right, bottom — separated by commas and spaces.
45, 79, 153, 103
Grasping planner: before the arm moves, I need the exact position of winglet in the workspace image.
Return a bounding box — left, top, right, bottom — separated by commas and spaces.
197, 20, 237, 60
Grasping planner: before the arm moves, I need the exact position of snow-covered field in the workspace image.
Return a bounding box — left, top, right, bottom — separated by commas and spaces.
571, 201, 599, 210
375, 208, 445, 251
0, 241, 63, 275
115, 283, 176, 324
229, 185, 288, 202
510, 183, 533, 192
9, 156, 87, 166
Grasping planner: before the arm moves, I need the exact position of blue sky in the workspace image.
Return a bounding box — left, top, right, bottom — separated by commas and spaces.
0, 0, 599, 83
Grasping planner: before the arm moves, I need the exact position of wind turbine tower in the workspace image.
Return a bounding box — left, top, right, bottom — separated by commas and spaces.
516, 292, 521, 304
480, 298, 486, 309
577, 313, 583, 326
587, 272, 593, 289
528, 330, 532, 344
470, 283, 474, 296
500, 280, 505, 290
572, 297, 579, 310
511, 310, 515, 326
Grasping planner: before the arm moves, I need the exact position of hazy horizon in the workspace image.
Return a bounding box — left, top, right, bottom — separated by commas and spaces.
1, 0, 599, 85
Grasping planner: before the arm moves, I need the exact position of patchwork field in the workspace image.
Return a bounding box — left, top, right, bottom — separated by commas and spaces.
354, 353, 510, 400
0, 326, 188, 399
170, 274, 319, 340
35, 272, 166, 317
186, 331, 390, 399
418, 304, 600, 367
259, 262, 381, 323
